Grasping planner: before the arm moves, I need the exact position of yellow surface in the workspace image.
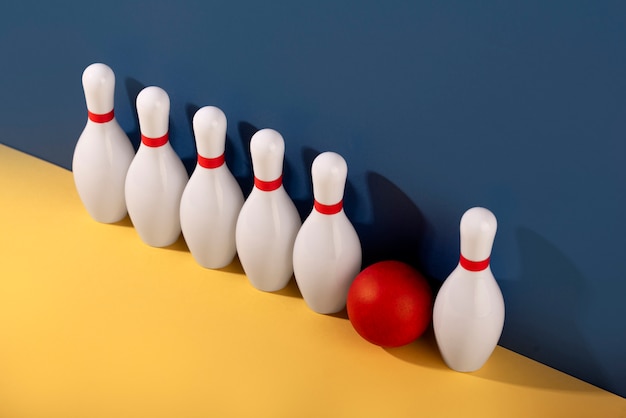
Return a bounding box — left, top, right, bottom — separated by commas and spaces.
0, 144, 624, 418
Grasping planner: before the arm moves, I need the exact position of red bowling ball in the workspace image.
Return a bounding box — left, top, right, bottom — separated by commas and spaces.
347, 260, 433, 347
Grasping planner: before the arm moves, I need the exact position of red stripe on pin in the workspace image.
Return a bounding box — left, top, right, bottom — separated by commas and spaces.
141, 133, 169, 147
254, 175, 282, 192
198, 153, 225, 169
460, 255, 490, 272
88, 109, 114, 123
314, 200, 343, 215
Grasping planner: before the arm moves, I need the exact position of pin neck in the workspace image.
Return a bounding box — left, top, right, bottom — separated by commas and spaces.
254, 175, 282, 192
459, 255, 490, 272
198, 153, 225, 169
88, 109, 114, 123
141, 133, 169, 148
314, 199, 343, 215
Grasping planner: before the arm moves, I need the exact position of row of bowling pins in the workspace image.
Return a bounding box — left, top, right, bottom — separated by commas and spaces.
72, 63, 361, 314
73, 63, 505, 372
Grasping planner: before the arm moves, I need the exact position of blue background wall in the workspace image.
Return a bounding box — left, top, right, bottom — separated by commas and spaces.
1, 0, 624, 397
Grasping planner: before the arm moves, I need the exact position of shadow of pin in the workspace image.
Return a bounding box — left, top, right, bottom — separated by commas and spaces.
489, 227, 607, 392
352, 172, 436, 287
236, 121, 257, 195
224, 132, 240, 177
179, 102, 202, 175
328, 308, 349, 320
124, 77, 145, 150
110, 215, 134, 228
214, 256, 246, 275
161, 234, 189, 252
289, 146, 320, 219
272, 277, 303, 299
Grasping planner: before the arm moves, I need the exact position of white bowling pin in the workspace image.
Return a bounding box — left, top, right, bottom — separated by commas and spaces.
293, 152, 362, 314
72, 63, 134, 223
433, 207, 505, 372
180, 106, 244, 268
124, 86, 189, 247
235, 128, 301, 292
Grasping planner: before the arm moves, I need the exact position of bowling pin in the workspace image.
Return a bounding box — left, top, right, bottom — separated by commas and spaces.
180, 106, 244, 268
72, 63, 134, 223
124, 86, 189, 247
235, 128, 301, 292
433, 207, 505, 372
293, 152, 362, 314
